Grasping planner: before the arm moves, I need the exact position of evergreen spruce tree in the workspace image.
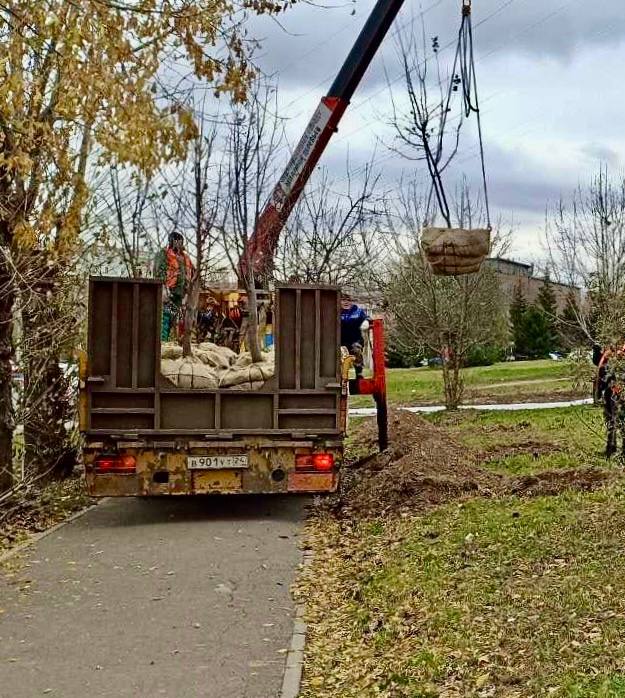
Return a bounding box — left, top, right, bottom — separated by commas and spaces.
524, 306, 553, 358
510, 283, 529, 356
536, 275, 559, 351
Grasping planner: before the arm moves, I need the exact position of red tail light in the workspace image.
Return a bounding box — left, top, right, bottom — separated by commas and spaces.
312, 453, 334, 471
295, 453, 335, 471
295, 453, 334, 472
94, 455, 136, 474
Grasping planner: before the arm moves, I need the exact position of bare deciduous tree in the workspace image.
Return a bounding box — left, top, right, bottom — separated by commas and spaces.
386, 24, 465, 228
221, 78, 285, 362
381, 179, 508, 409
0, 249, 15, 492
276, 163, 385, 286
98, 168, 154, 278
547, 168, 625, 343
165, 119, 225, 357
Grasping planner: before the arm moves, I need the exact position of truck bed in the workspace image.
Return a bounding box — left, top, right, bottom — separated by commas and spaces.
81, 279, 346, 496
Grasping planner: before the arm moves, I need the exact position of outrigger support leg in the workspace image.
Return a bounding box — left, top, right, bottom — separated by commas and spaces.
374, 391, 388, 452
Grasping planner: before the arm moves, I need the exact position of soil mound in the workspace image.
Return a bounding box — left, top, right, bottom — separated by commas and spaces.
338, 411, 502, 517
509, 468, 614, 497
336, 411, 615, 518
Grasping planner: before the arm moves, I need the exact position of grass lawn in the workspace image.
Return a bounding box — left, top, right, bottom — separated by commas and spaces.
431, 405, 605, 475
350, 359, 583, 408
298, 405, 625, 698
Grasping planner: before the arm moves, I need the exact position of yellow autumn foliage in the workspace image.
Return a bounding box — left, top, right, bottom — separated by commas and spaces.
0, 0, 290, 252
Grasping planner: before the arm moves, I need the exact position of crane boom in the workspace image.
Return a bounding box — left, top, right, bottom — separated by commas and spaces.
239, 0, 407, 283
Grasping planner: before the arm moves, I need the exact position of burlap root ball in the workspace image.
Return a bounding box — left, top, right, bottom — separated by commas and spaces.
421, 227, 490, 276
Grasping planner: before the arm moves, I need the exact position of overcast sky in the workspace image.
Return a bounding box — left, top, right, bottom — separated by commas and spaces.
236, 0, 625, 263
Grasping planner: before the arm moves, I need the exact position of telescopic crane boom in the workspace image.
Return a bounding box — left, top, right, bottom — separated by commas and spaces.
239, 0, 408, 283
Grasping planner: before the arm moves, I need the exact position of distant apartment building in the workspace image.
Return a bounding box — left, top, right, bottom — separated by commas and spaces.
484, 257, 581, 313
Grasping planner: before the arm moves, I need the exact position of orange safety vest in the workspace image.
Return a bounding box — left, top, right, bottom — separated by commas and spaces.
599, 344, 625, 369
164, 248, 194, 291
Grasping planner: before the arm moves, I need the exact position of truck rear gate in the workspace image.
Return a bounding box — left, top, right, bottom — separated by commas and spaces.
82, 279, 346, 496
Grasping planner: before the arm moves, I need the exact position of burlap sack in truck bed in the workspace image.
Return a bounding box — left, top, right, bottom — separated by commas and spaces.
421, 227, 490, 276
160, 342, 275, 390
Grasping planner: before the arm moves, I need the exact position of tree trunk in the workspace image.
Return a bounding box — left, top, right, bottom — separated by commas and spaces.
182, 272, 200, 358
246, 283, 262, 363
0, 252, 15, 493
21, 254, 76, 481
442, 359, 463, 410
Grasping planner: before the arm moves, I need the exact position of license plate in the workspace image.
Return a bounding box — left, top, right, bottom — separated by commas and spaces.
188, 455, 248, 470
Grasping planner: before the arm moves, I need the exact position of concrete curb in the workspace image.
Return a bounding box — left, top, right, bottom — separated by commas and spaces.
281, 549, 313, 698
0, 499, 103, 566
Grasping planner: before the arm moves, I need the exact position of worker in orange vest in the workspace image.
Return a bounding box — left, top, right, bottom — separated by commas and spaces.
154, 232, 195, 341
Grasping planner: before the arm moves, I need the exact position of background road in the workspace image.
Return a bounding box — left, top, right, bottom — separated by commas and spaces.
0, 495, 307, 697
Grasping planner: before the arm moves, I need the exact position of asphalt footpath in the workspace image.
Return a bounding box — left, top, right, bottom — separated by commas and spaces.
0, 495, 307, 697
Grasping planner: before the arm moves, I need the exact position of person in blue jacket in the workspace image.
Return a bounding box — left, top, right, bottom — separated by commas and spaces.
340, 294, 369, 377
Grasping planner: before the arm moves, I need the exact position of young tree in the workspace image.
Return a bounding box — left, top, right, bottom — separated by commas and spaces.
379, 15, 502, 407
185, 133, 224, 355
386, 26, 464, 227
92, 168, 156, 278
381, 179, 508, 409
547, 168, 625, 341
0, 0, 282, 486
221, 78, 285, 363
385, 252, 507, 408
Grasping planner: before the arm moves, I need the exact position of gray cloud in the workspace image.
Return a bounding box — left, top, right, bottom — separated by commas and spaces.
579, 143, 621, 167
427, 0, 625, 61
249, 0, 625, 92
237, 0, 625, 257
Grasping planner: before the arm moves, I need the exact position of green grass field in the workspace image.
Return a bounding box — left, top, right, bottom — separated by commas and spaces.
299, 399, 625, 697
351, 359, 583, 407
430, 405, 605, 475
301, 485, 625, 698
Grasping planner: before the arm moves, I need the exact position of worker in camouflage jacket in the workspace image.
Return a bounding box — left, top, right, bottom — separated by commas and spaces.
154, 232, 195, 341
594, 342, 625, 457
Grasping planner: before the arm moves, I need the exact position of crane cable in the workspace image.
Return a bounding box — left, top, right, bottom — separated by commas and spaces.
462, 0, 492, 231
430, 0, 491, 230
